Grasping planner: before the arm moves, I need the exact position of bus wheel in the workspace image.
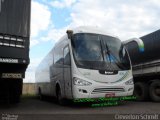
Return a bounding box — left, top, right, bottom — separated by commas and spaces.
38, 87, 43, 100
56, 87, 66, 105
134, 82, 149, 101
149, 81, 160, 102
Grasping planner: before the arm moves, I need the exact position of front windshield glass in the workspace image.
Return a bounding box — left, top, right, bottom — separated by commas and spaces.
71, 33, 130, 71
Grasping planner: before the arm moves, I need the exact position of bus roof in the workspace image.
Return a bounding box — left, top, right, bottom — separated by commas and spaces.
55, 26, 118, 46
72, 26, 117, 37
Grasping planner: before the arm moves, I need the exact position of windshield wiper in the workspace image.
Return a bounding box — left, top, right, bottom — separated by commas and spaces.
105, 42, 112, 64
105, 44, 125, 69
99, 36, 105, 61
100, 38, 115, 70
101, 36, 125, 70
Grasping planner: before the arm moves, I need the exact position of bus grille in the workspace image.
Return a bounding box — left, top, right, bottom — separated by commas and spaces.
91, 87, 125, 94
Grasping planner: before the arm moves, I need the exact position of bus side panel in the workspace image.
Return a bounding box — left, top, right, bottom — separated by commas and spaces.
51, 64, 63, 96
51, 45, 65, 98
35, 50, 53, 96
50, 66, 56, 96
63, 45, 72, 99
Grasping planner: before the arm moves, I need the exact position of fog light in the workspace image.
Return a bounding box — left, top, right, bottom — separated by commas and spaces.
128, 87, 134, 91
79, 89, 88, 93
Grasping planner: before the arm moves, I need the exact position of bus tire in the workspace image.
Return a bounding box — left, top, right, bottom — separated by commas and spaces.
149, 81, 160, 102
134, 82, 149, 101
38, 87, 43, 100
56, 86, 66, 105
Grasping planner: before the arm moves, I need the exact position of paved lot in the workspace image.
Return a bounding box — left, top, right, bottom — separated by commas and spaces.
0, 97, 160, 120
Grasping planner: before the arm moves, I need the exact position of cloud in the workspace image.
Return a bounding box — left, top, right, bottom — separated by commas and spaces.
46, 0, 160, 41
32, 0, 160, 50
24, 58, 43, 83
30, 39, 39, 47
24, 1, 52, 83
50, 0, 76, 8
68, 0, 160, 40
40, 0, 160, 46
41, 26, 69, 43
31, 1, 51, 38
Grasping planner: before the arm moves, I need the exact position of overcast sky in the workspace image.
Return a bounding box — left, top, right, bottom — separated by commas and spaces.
24, 0, 160, 83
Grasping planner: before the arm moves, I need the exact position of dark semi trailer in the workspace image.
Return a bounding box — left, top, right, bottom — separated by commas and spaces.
0, 0, 31, 103
125, 29, 160, 102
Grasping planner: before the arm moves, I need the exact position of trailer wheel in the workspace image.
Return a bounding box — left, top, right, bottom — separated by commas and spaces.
149, 81, 160, 102
134, 82, 149, 101
56, 86, 66, 105
11, 94, 20, 104
10, 79, 22, 104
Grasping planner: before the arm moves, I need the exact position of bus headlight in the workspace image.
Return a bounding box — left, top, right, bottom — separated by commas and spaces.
73, 77, 92, 86
125, 78, 134, 85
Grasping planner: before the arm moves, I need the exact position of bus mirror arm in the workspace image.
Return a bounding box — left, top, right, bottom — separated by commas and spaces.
66, 30, 73, 39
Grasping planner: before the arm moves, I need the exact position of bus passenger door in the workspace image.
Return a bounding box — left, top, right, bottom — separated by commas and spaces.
63, 45, 72, 99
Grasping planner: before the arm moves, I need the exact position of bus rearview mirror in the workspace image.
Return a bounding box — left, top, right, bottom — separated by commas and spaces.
66, 30, 73, 39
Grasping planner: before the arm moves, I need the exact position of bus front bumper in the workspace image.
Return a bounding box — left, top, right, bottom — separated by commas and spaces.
72, 84, 134, 99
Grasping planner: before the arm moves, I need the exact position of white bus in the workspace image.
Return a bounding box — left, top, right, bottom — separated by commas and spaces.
35, 26, 134, 104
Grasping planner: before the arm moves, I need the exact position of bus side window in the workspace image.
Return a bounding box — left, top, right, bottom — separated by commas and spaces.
64, 46, 71, 66
54, 47, 63, 65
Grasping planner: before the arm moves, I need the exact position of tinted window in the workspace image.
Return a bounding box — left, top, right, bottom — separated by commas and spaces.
54, 47, 63, 65
71, 33, 131, 70
64, 46, 71, 65
72, 34, 103, 61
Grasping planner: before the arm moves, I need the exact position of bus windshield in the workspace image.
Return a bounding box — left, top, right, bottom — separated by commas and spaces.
71, 33, 131, 71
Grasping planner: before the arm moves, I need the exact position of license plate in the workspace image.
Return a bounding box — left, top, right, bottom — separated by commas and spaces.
105, 93, 115, 97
